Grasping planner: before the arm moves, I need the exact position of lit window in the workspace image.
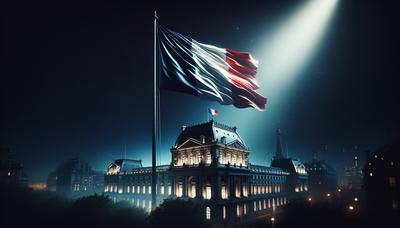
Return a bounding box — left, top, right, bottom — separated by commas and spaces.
393, 200, 399, 209
236, 205, 241, 217
143, 200, 146, 208
258, 200, 262, 210
369, 173, 373, 177
177, 183, 183, 197
189, 184, 196, 198
160, 185, 165, 194
204, 185, 212, 199
253, 201, 257, 211
148, 200, 151, 212
223, 206, 226, 220
137, 186, 141, 194
206, 207, 211, 220
244, 204, 247, 215
389, 177, 396, 187
235, 183, 241, 198
132, 185, 135, 193
263, 199, 267, 209
118, 187, 123, 194
127, 186, 130, 193
221, 185, 228, 199
168, 184, 172, 195
148, 186, 151, 194
268, 199, 271, 208
243, 185, 248, 197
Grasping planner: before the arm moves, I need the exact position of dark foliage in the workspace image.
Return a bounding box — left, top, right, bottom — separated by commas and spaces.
147, 199, 209, 228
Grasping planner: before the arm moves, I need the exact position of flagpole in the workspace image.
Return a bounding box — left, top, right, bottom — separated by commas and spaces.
151, 10, 158, 211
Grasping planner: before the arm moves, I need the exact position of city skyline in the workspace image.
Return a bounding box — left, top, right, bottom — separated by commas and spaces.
2, 0, 399, 182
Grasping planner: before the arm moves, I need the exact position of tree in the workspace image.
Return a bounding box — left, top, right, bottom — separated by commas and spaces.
148, 199, 209, 228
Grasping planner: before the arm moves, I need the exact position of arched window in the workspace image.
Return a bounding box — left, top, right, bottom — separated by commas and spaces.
206, 206, 211, 220
223, 206, 226, 220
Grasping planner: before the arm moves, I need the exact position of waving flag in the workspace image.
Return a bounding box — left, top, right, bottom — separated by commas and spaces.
159, 26, 267, 111
208, 108, 219, 116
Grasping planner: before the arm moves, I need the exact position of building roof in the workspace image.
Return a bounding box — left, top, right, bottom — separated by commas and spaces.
107, 159, 143, 175
271, 158, 307, 175
304, 159, 337, 174
249, 163, 289, 175
174, 120, 247, 149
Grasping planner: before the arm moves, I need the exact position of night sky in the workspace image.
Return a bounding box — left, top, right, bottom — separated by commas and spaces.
1, 1, 400, 182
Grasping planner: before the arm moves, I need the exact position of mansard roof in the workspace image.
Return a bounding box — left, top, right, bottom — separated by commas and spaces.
114, 159, 143, 171
271, 158, 306, 174
174, 120, 247, 149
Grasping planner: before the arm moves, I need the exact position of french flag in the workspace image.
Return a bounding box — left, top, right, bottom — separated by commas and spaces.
159, 26, 267, 111
208, 108, 219, 116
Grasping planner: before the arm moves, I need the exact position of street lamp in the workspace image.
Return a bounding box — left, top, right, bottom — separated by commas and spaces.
354, 197, 358, 202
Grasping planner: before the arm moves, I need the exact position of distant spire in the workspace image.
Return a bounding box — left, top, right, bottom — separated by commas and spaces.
286, 143, 289, 158
274, 128, 284, 160
313, 150, 318, 160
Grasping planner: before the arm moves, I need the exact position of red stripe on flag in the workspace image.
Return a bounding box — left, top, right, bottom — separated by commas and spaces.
226, 49, 267, 111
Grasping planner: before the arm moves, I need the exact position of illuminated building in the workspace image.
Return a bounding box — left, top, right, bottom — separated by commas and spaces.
0, 147, 28, 187
104, 121, 308, 226
270, 129, 309, 195
343, 155, 363, 190
364, 141, 400, 219
46, 158, 103, 197
304, 155, 337, 198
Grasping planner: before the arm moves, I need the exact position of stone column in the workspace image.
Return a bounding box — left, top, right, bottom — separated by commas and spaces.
196, 176, 203, 198
229, 176, 236, 199
183, 176, 188, 197
240, 176, 244, 197
212, 175, 221, 200
171, 176, 176, 197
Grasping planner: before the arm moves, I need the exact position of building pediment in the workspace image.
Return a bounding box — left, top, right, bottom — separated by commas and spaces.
176, 138, 203, 149
227, 139, 246, 149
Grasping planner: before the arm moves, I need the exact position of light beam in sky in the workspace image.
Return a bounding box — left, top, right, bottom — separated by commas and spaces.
259, 0, 339, 98
217, 0, 339, 165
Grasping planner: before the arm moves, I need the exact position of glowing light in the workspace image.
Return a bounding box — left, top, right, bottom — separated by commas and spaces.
326, 193, 331, 197
271, 217, 275, 223
348, 205, 354, 211
338, 188, 341, 192
354, 197, 358, 202
308, 197, 312, 201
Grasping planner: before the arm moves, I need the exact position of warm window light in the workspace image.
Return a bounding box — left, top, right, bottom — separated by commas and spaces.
271, 217, 275, 223
206, 207, 211, 220
338, 188, 341, 192
326, 193, 331, 197
348, 205, 354, 211
354, 197, 358, 202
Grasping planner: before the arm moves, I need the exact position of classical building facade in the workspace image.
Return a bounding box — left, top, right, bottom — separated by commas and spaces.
104, 121, 308, 227
47, 158, 104, 197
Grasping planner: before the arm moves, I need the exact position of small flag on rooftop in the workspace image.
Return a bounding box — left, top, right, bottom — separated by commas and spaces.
208, 108, 219, 116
